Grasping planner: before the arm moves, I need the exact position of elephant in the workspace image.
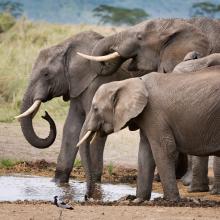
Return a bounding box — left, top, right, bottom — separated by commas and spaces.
16, 30, 146, 184
77, 66, 220, 202
173, 52, 220, 194
77, 17, 220, 193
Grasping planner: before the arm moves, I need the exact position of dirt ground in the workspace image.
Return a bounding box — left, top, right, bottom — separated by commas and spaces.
1, 203, 220, 220
0, 202, 220, 220
0, 122, 220, 220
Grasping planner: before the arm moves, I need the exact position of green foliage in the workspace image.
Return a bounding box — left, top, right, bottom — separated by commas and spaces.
0, 1, 23, 18
107, 161, 114, 176
74, 159, 82, 168
0, 12, 15, 33
93, 4, 149, 26
0, 159, 17, 168
191, 2, 220, 18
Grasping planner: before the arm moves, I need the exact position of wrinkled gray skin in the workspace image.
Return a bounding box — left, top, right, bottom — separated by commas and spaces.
19, 31, 144, 184
81, 66, 220, 201
173, 52, 220, 194
84, 17, 220, 194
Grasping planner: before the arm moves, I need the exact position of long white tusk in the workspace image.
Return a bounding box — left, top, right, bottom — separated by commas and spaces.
76, 131, 93, 147
90, 132, 97, 145
15, 100, 41, 119
77, 51, 120, 62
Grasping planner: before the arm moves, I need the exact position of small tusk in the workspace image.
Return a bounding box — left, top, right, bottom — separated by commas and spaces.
15, 100, 41, 119
77, 51, 120, 62
90, 132, 97, 145
76, 131, 93, 147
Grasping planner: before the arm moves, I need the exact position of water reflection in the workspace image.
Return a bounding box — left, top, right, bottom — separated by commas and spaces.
0, 174, 161, 202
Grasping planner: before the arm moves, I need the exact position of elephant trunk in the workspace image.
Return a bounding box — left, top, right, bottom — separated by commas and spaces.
79, 129, 96, 200
19, 92, 57, 149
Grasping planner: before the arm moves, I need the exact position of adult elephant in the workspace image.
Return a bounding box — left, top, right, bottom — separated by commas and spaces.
78, 18, 220, 194
77, 66, 220, 202
16, 31, 144, 184
173, 52, 220, 194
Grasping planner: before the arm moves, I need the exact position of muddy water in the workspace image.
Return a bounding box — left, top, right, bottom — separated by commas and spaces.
0, 175, 161, 202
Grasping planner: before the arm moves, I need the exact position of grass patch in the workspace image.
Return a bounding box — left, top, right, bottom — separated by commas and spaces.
107, 161, 114, 176
0, 18, 118, 123
74, 159, 82, 168
0, 159, 18, 168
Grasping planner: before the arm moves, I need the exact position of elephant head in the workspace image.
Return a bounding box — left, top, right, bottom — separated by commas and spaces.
78, 19, 210, 73
16, 31, 121, 149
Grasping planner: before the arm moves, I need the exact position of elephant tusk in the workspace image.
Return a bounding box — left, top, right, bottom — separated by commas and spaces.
76, 130, 93, 147
90, 132, 97, 145
15, 100, 41, 119
77, 51, 120, 62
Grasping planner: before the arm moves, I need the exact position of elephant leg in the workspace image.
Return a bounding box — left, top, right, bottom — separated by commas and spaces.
150, 134, 180, 201
55, 101, 85, 183
154, 152, 188, 182
210, 156, 220, 195
188, 156, 209, 192
89, 135, 107, 182
181, 155, 193, 186
135, 130, 155, 202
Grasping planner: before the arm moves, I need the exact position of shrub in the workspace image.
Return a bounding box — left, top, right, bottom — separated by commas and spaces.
0, 12, 15, 33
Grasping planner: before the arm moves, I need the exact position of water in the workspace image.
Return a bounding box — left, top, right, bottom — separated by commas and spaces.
0, 175, 161, 202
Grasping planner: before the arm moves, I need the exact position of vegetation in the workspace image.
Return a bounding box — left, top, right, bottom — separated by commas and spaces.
0, 12, 15, 33
0, 158, 18, 168
191, 2, 220, 18
0, 18, 116, 123
74, 159, 82, 168
107, 161, 114, 176
93, 4, 149, 25
0, 1, 23, 18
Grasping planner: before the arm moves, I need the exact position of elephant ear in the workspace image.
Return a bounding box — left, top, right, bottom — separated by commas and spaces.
113, 78, 148, 132
158, 21, 210, 73
65, 32, 103, 98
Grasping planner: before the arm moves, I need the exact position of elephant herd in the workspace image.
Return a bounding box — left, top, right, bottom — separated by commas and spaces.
16, 17, 220, 202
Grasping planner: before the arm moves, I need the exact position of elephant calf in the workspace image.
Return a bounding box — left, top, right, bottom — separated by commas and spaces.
78, 66, 220, 201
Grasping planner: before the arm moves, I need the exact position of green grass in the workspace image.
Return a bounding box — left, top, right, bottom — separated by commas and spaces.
107, 161, 114, 176
0, 159, 18, 168
74, 159, 82, 168
0, 18, 118, 123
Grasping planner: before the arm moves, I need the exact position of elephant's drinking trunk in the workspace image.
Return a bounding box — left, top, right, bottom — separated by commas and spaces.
19, 93, 57, 149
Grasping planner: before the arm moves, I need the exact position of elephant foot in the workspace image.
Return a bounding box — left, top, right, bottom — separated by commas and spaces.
54, 169, 71, 184
210, 183, 220, 195
188, 183, 209, 193
132, 197, 145, 204
181, 170, 192, 186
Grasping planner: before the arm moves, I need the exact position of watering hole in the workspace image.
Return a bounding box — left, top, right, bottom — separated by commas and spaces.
0, 175, 161, 202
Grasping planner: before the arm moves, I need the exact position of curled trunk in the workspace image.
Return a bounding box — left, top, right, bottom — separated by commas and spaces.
20, 93, 56, 149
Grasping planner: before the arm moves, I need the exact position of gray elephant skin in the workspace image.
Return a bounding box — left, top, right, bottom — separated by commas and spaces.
79, 17, 220, 194
17, 31, 145, 184
78, 66, 220, 202
174, 52, 220, 194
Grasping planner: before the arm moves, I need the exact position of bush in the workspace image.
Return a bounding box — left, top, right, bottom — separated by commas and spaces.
0, 12, 15, 33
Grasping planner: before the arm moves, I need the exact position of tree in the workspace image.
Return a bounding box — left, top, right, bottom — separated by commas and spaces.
93, 4, 149, 26
191, 2, 220, 18
0, 1, 23, 18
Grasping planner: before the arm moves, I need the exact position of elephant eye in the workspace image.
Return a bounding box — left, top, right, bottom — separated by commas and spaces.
44, 72, 49, 77
136, 33, 142, 40
93, 105, 98, 112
